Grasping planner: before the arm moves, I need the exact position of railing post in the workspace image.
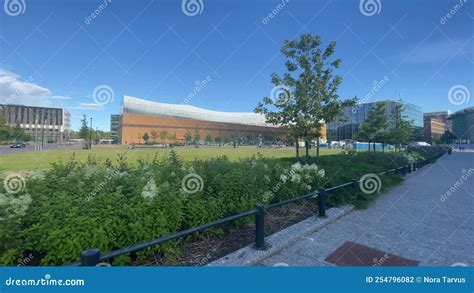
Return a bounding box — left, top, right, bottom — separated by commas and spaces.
80, 249, 100, 266
318, 188, 327, 218
402, 166, 406, 176
255, 205, 265, 249
407, 165, 411, 174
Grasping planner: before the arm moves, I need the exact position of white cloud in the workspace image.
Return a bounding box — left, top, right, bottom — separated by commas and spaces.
406, 38, 472, 64
50, 95, 72, 100
74, 103, 103, 110
0, 69, 72, 106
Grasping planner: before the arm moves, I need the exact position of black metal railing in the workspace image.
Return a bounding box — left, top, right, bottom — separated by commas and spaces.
74, 152, 445, 266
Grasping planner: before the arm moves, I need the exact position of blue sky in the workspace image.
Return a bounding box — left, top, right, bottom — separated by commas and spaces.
0, 0, 472, 130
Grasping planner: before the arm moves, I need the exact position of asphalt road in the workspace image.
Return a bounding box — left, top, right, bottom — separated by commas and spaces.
0, 143, 82, 155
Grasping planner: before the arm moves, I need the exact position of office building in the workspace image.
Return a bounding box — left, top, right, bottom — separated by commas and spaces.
449, 107, 474, 144
423, 116, 447, 144
424, 110, 452, 131
326, 100, 423, 141
110, 114, 121, 142
0, 104, 70, 142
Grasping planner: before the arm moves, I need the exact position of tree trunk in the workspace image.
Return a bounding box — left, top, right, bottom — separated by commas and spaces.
316, 138, 320, 159
382, 143, 385, 152
295, 136, 299, 158
305, 141, 309, 158
368, 141, 371, 152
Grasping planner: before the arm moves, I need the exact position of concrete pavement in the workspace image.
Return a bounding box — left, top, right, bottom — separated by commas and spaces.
259, 152, 474, 266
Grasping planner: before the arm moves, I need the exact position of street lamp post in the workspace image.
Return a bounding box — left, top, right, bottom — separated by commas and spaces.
89, 117, 93, 149
41, 117, 46, 149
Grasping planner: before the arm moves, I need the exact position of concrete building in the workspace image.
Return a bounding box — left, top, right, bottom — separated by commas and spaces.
0, 104, 70, 142
118, 95, 293, 145
449, 107, 474, 144
327, 100, 423, 141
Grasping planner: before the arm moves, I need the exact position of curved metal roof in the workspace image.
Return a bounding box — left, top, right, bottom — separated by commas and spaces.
122, 95, 274, 127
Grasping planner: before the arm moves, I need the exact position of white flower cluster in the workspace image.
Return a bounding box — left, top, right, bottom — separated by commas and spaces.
400, 152, 425, 164
0, 193, 32, 221
281, 162, 325, 189
141, 178, 157, 199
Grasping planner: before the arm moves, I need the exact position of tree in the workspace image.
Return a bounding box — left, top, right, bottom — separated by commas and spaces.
205, 134, 212, 145
214, 136, 222, 146
0, 117, 10, 142
169, 133, 177, 144
184, 131, 192, 146
388, 103, 413, 151
255, 33, 356, 158
159, 130, 168, 144
79, 115, 89, 140
150, 130, 158, 144
355, 102, 389, 152
11, 123, 22, 140
94, 128, 100, 144
439, 130, 457, 145
142, 132, 150, 144
193, 128, 201, 145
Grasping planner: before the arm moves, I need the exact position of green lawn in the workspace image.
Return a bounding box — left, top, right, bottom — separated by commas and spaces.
0, 145, 341, 172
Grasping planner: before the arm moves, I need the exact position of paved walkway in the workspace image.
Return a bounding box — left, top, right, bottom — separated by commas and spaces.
259, 152, 474, 266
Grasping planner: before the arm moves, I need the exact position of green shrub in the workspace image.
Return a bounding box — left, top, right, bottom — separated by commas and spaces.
0, 148, 444, 265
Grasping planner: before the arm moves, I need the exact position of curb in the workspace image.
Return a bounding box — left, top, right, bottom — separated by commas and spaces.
208, 205, 354, 266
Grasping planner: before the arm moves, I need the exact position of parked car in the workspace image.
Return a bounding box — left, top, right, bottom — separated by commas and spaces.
10, 141, 26, 148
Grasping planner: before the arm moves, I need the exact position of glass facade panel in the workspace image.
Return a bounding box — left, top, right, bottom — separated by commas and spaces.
327, 100, 423, 141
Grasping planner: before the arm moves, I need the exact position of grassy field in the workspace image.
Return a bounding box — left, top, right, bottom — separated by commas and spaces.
0, 145, 341, 172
